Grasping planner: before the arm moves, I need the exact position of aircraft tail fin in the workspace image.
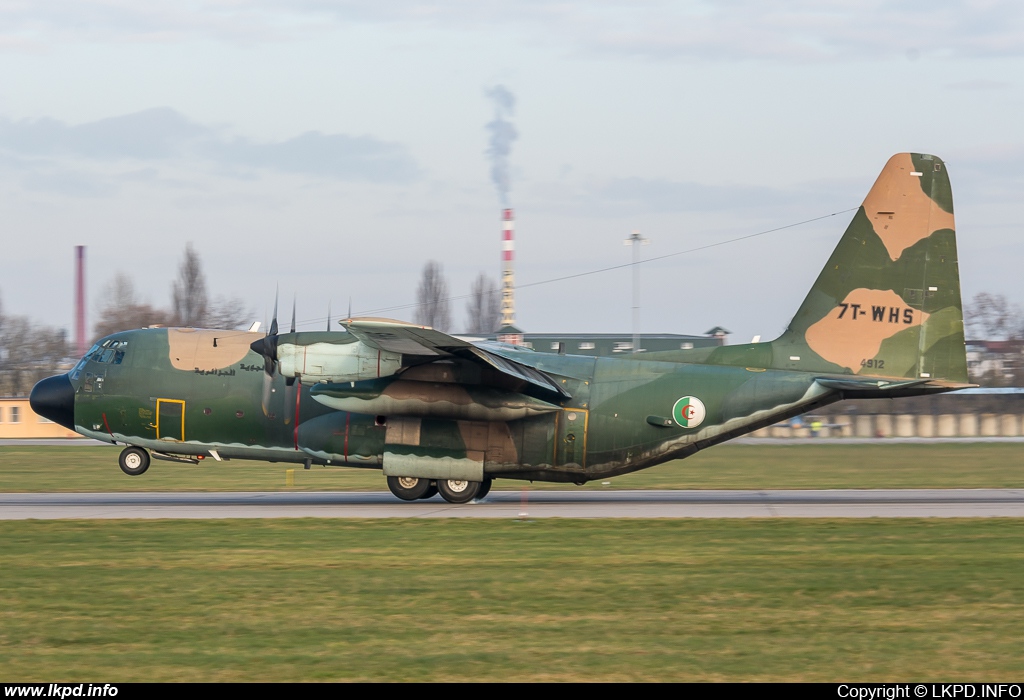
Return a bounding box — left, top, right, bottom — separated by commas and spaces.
710, 153, 968, 383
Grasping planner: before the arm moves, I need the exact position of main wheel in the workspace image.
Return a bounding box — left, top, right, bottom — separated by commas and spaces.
386, 476, 432, 501
420, 483, 438, 500
118, 446, 151, 476
437, 479, 482, 504
476, 477, 493, 500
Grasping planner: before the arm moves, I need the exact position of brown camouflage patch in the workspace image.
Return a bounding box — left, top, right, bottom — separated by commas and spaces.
383, 381, 474, 405
455, 420, 518, 466
168, 329, 254, 371
863, 153, 956, 261
805, 288, 930, 372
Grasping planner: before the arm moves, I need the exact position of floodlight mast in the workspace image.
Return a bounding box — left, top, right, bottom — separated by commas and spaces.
623, 231, 649, 354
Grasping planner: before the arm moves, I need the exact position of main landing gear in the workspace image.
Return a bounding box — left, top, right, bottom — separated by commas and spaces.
118, 446, 151, 476
386, 476, 493, 504
386, 476, 434, 501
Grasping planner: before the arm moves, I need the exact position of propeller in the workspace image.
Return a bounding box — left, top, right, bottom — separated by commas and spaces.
250, 290, 281, 417
283, 297, 299, 425
249, 291, 303, 423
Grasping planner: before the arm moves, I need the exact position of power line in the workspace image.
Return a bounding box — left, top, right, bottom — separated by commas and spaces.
335, 206, 858, 324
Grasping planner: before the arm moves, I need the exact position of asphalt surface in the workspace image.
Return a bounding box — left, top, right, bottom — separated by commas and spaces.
2, 489, 1023, 519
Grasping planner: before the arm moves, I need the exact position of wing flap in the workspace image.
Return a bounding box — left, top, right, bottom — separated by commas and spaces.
341, 318, 569, 399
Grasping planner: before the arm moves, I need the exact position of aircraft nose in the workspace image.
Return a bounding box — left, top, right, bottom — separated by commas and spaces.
30, 374, 75, 431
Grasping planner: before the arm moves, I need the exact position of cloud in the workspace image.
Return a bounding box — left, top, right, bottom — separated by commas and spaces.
208, 131, 420, 182
590, 176, 792, 213
0, 108, 420, 184
19, 168, 119, 197
3, 2, 1024, 61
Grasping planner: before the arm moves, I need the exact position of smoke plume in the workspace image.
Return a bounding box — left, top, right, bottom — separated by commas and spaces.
484, 85, 517, 206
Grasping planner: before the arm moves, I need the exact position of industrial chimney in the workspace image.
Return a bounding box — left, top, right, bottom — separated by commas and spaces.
496, 208, 524, 345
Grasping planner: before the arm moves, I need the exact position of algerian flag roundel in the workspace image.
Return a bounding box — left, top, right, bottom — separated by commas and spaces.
672, 396, 706, 428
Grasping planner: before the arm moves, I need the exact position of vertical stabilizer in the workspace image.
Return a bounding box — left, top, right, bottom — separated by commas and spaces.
771, 153, 966, 382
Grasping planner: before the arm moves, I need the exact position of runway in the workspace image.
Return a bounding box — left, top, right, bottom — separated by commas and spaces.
2, 489, 1024, 519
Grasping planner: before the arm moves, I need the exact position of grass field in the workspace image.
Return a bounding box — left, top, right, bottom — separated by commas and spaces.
1, 518, 1022, 681
1, 442, 1023, 492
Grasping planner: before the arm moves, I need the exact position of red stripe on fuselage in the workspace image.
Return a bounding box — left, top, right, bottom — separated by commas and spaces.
101, 412, 114, 438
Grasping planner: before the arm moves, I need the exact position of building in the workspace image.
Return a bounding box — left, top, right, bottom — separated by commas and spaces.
966, 339, 1024, 386
482, 331, 726, 356
0, 397, 80, 439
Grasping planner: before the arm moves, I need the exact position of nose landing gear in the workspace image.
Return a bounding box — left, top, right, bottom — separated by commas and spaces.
118, 446, 151, 476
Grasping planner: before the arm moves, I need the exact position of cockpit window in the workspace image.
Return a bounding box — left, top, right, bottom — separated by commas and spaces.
97, 340, 129, 364
70, 344, 100, 379
71, 341, 129, 379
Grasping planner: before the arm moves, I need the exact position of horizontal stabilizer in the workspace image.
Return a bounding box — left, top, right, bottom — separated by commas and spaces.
814, 377, 929, 392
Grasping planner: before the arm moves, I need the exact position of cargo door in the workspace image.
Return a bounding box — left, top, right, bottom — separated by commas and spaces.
156, 399, 185, 442
556, 408, 587, 468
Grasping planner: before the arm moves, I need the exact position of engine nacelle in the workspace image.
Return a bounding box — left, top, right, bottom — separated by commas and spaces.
277, 341, 403, 383
310, 378, 561, 421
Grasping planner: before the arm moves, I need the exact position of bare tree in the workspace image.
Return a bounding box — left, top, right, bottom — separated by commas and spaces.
465, 273, 500, 334
206, 295, 252, 330
93, 273, 172, 340
414, 261, 452, 331
965, 292, 1022, 340
172, 243, 208, 327
0, 314, 70, 396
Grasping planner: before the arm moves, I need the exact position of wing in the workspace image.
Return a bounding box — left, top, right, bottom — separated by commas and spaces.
341, 318, 571, 400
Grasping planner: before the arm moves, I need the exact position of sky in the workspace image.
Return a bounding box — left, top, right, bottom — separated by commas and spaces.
0, 1, 1022, 345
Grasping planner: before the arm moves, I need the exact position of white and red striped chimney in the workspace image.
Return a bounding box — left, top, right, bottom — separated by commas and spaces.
500, 208, 516, 328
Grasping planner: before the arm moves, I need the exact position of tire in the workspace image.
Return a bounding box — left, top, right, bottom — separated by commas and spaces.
437, 479, 482, 504
476, 477, 493, 500
420, 483, 438, 500
386, 476, 432, 501
119, 446, 151, 476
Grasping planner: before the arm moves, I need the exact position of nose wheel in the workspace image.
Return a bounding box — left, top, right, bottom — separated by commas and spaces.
118, 446, 151, 476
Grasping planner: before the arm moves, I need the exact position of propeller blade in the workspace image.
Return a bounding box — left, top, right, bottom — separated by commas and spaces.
290, 297, 296, 334
268, 289, 279, 338
326, 301, 332, 331
261, 371, 274, 417
251, 288, 284, 417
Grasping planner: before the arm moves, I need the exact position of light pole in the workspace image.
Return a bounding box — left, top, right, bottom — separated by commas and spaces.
623, 230, 649, 353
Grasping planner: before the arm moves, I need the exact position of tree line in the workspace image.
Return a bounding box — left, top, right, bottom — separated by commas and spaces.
93, 243, 249, 339
5, 252, 1021, 396
0, 244, 249, 397
413, 260, 501, 334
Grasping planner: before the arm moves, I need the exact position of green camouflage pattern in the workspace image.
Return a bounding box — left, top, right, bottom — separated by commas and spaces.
675, 153, 967, 383
50, 153, 971, 494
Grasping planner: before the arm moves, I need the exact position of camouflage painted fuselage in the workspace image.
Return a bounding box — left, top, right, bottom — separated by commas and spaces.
68, 327, 843, 483
45, 152, 970, 485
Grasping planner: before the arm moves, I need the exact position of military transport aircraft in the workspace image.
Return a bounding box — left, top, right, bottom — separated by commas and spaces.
30, 153, 970, 503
